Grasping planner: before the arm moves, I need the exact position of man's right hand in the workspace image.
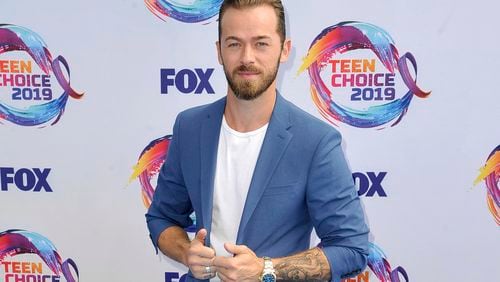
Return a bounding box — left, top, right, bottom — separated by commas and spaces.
187, 228, 217, 280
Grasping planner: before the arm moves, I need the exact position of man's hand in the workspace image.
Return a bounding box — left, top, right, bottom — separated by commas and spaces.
187, 229, 217, 280
213, 243, 264, 282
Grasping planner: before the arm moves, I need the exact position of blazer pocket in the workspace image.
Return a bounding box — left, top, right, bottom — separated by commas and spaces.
262, 182, 299, 196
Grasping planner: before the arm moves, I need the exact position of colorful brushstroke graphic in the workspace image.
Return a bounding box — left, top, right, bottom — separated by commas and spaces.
473, 145, 500, 225
129, 135, 172, 208
129, 135, 197, 232
0, 24, 83, 127
367, 243, 409, 282
298, 21, 430, 129
0, 229, 79, 282
145, 0, 223, 23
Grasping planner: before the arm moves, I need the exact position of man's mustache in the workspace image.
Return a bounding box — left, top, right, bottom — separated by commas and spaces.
236, 65, 260, 73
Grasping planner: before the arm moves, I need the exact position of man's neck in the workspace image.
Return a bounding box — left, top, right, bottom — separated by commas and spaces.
224, 88, 276, 133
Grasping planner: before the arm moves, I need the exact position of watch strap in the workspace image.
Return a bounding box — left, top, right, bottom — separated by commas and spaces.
260, 257, 276, 282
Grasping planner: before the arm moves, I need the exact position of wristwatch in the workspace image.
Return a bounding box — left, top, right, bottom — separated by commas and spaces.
260, 257, 276, 282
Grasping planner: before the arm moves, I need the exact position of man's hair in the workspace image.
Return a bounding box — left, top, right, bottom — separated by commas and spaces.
218, 0, 286, 44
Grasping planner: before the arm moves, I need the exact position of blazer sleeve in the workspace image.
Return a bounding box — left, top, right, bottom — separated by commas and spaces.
145, 113, 194, 253
306, 129, 370, 282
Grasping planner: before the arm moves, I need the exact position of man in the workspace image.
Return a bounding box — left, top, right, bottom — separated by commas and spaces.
146, 1, 369, 281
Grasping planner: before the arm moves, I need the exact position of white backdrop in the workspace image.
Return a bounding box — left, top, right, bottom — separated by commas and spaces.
1, 0, 499, 281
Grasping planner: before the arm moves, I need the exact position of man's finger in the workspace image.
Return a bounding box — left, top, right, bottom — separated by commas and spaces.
192, 265, 217, 280
212, 255, 234, 269
187, 254, 216, 267
217, 269, 232, 282
189, 244, 215, 259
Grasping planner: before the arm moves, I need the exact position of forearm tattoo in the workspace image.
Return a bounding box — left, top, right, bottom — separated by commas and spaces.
274, 247, 331, 281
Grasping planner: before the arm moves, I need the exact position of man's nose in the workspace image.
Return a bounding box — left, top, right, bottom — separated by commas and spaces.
240, 45, 255, 65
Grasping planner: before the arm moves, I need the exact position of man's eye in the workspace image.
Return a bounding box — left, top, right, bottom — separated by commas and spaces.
256, 42, 269, 47
228, 42, 239, 48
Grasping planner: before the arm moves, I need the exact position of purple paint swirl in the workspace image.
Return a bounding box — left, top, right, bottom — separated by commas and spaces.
0, 24, 83, 127
145, 0, 223, 23
367, 243, 409, 282
298, 21, 430, 129
129, 135, 197, 232
0, 229, 79, 281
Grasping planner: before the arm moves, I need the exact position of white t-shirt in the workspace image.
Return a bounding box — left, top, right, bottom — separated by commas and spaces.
210, 115, 268, 261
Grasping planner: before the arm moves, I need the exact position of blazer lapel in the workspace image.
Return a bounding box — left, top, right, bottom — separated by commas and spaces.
236, 94, 293, 244
199, 97, 225, 244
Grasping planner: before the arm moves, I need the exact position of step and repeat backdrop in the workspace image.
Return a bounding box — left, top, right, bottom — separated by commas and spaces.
1, 0, 498, 281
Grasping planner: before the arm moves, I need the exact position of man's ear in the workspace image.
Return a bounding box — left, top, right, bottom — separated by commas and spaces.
216, 41, 223, 65
280, 39, 292, 63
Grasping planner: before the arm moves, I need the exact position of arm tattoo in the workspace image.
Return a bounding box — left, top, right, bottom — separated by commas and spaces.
274, 247, 331, 281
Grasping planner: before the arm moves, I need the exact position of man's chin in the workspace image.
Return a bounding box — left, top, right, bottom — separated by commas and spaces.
231, 87, 263, 101
234, 92, 260, 101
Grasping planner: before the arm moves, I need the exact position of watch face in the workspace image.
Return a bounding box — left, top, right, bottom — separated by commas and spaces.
262, 273, 276, 282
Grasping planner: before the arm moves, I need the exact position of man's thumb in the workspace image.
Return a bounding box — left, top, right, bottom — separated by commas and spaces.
195, 228, 207, 243
224, 242, 246, 255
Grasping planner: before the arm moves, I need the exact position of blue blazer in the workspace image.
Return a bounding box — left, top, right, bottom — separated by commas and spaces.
146, 94, 369, 281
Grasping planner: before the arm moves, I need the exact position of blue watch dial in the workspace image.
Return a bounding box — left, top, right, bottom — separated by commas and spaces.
262, 273, 276, 282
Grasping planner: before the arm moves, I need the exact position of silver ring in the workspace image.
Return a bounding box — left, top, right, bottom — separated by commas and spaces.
204, 266, 211, 274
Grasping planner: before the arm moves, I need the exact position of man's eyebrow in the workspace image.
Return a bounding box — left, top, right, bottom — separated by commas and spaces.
254, 35, 272, 41
224, 36, 241, 42
224, 35, 272, 42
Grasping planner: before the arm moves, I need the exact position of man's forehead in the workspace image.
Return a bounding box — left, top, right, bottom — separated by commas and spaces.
219, 5, 279, 37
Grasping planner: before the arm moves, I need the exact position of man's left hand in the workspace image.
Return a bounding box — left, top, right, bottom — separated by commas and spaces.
212, 243, 264, 282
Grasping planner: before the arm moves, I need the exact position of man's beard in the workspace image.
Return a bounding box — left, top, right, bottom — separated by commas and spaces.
223, 60, 280, 101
